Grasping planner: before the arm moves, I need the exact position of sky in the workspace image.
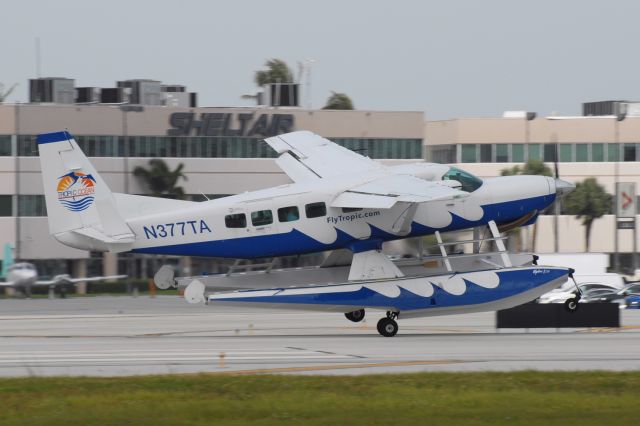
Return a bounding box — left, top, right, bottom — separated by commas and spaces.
2, 0, 640, 119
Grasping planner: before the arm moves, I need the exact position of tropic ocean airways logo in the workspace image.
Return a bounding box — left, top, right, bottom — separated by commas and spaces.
57, 171, 96, 212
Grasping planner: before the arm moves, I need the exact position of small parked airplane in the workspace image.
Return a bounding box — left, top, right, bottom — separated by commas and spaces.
0, 243, 126, 297
37, 130, 574, 335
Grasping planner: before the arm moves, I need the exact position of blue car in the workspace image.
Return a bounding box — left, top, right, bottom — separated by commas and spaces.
625, 294, 640, 309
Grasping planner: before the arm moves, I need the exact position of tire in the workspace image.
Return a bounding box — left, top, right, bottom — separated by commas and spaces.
376, 317, 398, 337
564, 298, 579, 312
345, 309, 365, 323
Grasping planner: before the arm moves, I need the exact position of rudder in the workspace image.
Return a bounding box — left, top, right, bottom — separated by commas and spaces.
37, 131, 135, 252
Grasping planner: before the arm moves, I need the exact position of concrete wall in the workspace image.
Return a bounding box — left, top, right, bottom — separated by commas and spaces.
426, 116, 640, 145
1, 105, 424, 138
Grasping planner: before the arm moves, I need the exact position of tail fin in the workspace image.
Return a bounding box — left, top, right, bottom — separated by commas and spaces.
1, 243, 14, 278
37, 131, 135, 252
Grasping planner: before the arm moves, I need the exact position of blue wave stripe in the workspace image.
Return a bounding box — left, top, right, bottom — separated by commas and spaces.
59, 197, 94, 206
60, 196, 94, 212
61, 204, 93, 211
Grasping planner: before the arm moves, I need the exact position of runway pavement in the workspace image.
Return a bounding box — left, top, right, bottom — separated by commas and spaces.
0, 296, 639, 377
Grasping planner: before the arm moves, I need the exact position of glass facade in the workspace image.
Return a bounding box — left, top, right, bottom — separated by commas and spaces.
18, 195, 47, 217
0, 194, 231, 217
3, 135, 422, 160
0, 195, 12, 216
426, 142, 640, 163
0, 135, 11, 156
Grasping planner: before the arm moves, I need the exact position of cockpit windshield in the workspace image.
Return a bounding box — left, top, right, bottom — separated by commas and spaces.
442, 167, 483, 192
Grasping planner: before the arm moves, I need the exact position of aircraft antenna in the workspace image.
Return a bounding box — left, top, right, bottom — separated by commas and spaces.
35, 37, 41, 78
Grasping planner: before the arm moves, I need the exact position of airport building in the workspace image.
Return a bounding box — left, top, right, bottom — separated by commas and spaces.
426, 109, 640, 271
1, 77, 640, 281
0, 88, 424, 279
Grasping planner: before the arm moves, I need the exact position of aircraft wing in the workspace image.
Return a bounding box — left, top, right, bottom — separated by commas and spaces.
331, 174, 468, 209
264, 131, 385, 182
34, 275, 127, 286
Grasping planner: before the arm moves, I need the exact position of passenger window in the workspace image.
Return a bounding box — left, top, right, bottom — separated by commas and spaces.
341, 207, 362, 213
305, 202, 326, 218
278, 206, 299, 222
251, 210, 273, 226
225, 213, 246, 228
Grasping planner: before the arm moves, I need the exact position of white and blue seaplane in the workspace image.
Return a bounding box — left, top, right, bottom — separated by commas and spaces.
37, 130, 575, 336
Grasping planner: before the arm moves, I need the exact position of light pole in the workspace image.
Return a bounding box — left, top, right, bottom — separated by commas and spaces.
119, 104, 144, 291
614, 111, 626, 272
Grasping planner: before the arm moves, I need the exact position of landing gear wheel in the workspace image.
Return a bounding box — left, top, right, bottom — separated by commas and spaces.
377, 317, 398, 337
345, 309, 365, 323
564, 297, 579, 312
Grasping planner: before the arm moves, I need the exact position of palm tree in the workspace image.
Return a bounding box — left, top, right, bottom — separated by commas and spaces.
500, 159, 553, 251
254, 59, 294, 86
501, 159, 552, 177
563, 178, 611, 252
0, 83, 17, 103
322, 92, 354, 110
133, 159, 187, 199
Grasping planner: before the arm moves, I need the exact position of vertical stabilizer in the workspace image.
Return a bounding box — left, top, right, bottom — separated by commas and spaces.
1, 243, 14, 278
37, 131, 134, 252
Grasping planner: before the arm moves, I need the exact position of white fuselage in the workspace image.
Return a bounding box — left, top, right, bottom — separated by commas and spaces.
123, 164, 557, 258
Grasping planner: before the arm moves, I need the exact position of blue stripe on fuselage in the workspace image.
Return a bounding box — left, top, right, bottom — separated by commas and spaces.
132, 194, 555, 258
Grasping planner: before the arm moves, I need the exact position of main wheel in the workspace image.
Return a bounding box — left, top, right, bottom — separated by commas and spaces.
376, 317, 398, 337
564, 297, 579, 312
345, 309, 365, 323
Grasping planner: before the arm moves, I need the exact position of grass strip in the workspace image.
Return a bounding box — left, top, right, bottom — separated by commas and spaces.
1, 371, 638, 426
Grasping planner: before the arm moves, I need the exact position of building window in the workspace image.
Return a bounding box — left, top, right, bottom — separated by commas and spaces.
278, 206, 299, 222
495, 145, 509, 162
426, 145, 457, 164
528, 144, 541, 161
305, 202, 326, 218
331, 138, 421, 159
623, 143, 637, 162
0, 135, 11, 156
479, 144, 493, 162
18, 135, 37, 156
576, 144, 589, 162
559, 144, 573, 162
225, 213, 246, 228
511, 144, 524, 162
18, 195, 47, 216
592, 144, 605, 162
543, 144, 557, 162
461, 144, 477, 163
250, 210, 273, 226
608, 143, 619, 161
0, 195, 12, 216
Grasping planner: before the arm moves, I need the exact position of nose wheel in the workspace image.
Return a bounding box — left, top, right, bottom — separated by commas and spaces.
564, 295, 580, 312
377, 311, 399, 337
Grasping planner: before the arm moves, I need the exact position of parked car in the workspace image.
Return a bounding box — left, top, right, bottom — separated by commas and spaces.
537, 282, 618, 304
582, 283, 640, 304
624, 294, 640, 309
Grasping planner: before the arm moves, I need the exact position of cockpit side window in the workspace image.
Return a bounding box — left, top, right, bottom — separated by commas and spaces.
442, 167, 483, 192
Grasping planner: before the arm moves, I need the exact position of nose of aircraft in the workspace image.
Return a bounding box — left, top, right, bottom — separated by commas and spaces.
554, 179, 575, 197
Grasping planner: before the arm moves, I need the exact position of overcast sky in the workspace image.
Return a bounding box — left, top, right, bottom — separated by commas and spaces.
3, 0, 640, 119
